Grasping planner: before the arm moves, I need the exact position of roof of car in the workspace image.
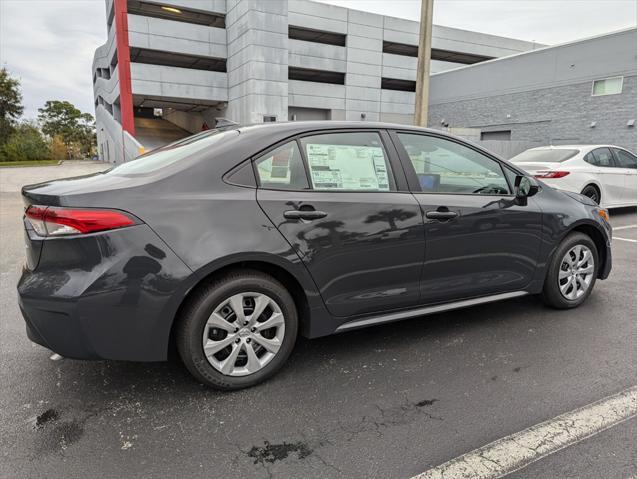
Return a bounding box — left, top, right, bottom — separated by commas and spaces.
527, 144, 623, 151
237, 121, 440, 135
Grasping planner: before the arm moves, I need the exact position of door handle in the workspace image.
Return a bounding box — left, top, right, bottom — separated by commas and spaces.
425, 210, 458, 220
284, 210, 328, 220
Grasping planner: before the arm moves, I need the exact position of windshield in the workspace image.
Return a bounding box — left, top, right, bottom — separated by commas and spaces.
106, 129, 239, 175
511, 148, 579, 163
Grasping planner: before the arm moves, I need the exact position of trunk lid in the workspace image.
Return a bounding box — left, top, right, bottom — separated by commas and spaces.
20, 169, 144, 207
510, 162, 559, 174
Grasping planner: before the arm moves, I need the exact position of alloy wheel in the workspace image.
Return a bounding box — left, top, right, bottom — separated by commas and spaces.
558, 245, 595, 300
202, 292, 285, 376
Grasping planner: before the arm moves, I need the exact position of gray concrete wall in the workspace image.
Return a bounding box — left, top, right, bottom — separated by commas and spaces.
225, 0, 290, 124
127, 14, 227, 59
93, 1, 119, 163
96, 105, 144, 164
164, 109, 206, 134
429, 28, 637, 152
130, 63, 228, 102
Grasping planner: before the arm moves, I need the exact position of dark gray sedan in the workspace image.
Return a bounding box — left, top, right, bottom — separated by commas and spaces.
18, 122, 612, 389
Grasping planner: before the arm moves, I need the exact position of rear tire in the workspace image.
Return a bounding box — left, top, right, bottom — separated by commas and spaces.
540, 232, 598, 309
176, 270, 298, 390
581, 185, 601, 204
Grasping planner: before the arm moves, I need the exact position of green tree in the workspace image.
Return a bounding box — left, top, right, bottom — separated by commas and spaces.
0, 68, 24, 146
1, 122, 49, 162
37, 100, 95, 159
48, 135, 67, 162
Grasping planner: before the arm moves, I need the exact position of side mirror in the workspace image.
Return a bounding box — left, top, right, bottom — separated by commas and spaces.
514, 175, 539, 199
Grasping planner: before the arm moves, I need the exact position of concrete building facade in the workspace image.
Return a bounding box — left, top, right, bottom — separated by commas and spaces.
429, 28, 637, 156
92, 0, 540, 162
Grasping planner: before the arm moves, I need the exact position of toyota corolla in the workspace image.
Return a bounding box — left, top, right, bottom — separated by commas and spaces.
18, 122, 612, 390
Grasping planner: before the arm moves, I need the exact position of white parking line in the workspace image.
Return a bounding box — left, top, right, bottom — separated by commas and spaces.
411, 386, 637, 479
613, 224, 637, 231
614, 237, 637, 243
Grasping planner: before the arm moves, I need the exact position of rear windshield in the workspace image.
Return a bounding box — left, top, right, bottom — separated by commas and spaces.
107, 129, 239, 175
511, 149, 579, 163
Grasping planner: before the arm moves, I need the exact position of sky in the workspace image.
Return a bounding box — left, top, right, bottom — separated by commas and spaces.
0, 0, 636, 121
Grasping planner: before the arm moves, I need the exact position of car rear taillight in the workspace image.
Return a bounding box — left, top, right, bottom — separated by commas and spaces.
25, 206, 136, 236
533, 171, 570, 179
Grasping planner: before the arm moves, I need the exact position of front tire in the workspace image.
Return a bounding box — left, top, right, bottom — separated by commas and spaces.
176, 270, 298, 390
541, 232, 598, 309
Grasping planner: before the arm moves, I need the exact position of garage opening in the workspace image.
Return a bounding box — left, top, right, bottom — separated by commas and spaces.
289, 107, 331, 121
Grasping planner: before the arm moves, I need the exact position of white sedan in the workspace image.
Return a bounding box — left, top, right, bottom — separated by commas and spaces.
511, 145, 637, 208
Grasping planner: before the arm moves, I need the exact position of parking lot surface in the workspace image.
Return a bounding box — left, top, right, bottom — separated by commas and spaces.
1, 162, 635, 479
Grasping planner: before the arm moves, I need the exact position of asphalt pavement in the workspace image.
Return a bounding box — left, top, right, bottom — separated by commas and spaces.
1, 162, 635, 479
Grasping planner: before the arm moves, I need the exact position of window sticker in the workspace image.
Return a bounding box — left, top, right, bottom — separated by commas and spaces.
270, 149, 292, 179
257, 146, 294, 184
305, 143, 390, 191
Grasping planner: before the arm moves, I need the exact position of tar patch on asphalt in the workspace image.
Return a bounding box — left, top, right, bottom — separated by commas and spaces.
29, 408, 89, 455
248, 441, 313, 465
31, 409, 59, 429
415, 399, 438, 408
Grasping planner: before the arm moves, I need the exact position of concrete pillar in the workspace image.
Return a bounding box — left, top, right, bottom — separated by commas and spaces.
225, 0, 289, 125
345, 8, 383, 121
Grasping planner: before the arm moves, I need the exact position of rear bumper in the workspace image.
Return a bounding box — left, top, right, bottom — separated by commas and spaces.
17, 224, 193, 361
19, 295, 100, 359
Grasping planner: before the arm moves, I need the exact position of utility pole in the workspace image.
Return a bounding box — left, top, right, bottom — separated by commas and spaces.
414, 0, 434, 127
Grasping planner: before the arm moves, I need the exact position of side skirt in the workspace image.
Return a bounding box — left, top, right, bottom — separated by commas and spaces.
335, 291, 529, 332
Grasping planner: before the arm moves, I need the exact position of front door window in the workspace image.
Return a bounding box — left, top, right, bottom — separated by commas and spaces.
396, 133, 510, 195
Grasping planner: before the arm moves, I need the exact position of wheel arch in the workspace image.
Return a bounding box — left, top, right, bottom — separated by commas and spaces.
167, 254, 322, 356
581, 182, 602, 202
564, 221, 609, 279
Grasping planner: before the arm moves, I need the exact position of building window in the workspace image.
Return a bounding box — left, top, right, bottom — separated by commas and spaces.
481, 130, 511, 141
127, 0, 226, 28
383, 41, 418, 57
431, 48, 494, 65
381, 78, 416, 92
592, 77, 623, 96
289, 26, 346, 47
288, 67, 345, 85
382, 41, 494, 64
130, 47, 227, 72
263, 115, 277, 123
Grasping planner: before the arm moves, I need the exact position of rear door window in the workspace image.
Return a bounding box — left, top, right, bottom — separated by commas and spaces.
612, 148, 637, 169
254, 141, 309, 190
588, 148, 614, 167
299, 132, 394, 191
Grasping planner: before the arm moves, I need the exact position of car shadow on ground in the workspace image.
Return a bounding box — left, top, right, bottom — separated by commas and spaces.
34, 294, 548, 401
